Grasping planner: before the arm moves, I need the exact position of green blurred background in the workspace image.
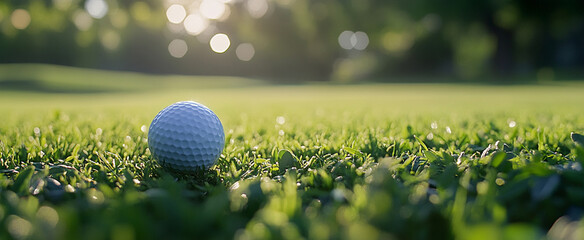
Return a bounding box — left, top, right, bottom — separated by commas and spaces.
1, 0, 583, 81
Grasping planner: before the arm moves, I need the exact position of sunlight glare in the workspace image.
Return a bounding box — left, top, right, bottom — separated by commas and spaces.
209, 33, 230, 53
166, 4, 186, 24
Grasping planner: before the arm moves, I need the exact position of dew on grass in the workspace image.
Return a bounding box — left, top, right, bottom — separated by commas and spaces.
33, 127, 41, 136
426, 132, 434, 140
87, 188, 105, 205
276, 116, 285, 125
64, 184, 75, 193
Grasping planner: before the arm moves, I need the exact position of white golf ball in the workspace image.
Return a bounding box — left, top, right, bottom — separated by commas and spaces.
148, 101, 225, 172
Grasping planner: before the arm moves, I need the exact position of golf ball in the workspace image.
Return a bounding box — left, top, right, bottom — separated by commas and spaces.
148, 101, 225, 172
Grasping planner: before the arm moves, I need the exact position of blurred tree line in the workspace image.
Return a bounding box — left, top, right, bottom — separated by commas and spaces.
1, 0, 583, 81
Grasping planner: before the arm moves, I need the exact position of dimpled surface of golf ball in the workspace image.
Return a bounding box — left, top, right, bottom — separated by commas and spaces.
148, 101, 225, 172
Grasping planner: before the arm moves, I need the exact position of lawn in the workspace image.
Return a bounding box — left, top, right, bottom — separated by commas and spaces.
1, 64, 584, 239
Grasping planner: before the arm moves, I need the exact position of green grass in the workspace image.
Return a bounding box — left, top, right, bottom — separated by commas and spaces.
1, 64, 584, 239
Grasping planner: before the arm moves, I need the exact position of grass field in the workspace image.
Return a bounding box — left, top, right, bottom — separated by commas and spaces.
1, 64, 584, 239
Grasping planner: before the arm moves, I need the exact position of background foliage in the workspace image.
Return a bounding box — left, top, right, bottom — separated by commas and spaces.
1, 0, 584, 80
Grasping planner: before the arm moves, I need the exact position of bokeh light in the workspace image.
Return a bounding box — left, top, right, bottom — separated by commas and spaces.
236, 43, 255, 61
200, 0, 227, 20
110, 10, 129, 29
100, 30, 121, 50
338, 31, 355, 50
73, 10, 93, 31
184, 14, 209, 36
166, 4, 186, 24
353, 31, 369, 50
36, 206, 59, 228
338, 31, 369, 51
10, 9, 31, 30
1, 0, 583, 80
6, 215, 32, 239
85, 0, 108, 19
247, 0, 269, 19
168, 39, 188, 58
209, 33, 230, 53
217, 5, 231, 22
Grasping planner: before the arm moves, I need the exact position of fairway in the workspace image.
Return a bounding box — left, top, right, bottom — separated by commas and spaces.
1, 65, 584, 239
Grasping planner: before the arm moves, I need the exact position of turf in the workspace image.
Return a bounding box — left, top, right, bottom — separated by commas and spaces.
1, 64, 584, 239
